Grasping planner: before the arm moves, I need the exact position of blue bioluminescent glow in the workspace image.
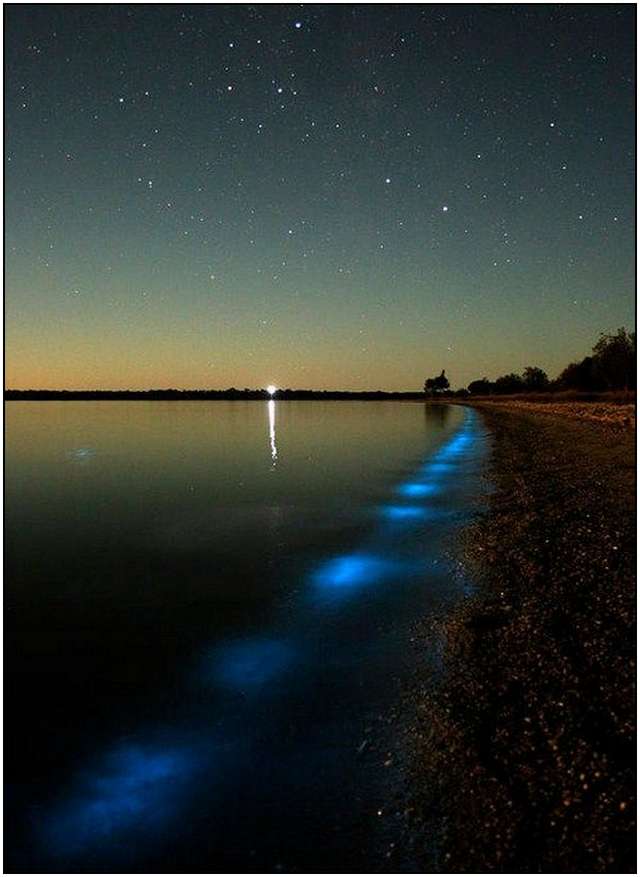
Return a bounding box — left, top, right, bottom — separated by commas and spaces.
397, 481, 439, 498
421, 461, 455, 476
381, 504, 427, 520
42, 743, 197, 859
436, 430, 473, 452
311, 552, 396, 601
440, 434, 472, 455
213, 637, 294, 689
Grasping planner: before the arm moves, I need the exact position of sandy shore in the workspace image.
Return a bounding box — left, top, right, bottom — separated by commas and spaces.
405, 403, 635, 872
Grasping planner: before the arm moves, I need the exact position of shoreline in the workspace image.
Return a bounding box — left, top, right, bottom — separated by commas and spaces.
406, 403, 635, 872
462, 397, 636, 431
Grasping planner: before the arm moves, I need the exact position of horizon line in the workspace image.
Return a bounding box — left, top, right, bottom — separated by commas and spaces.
5, 387, 431, 396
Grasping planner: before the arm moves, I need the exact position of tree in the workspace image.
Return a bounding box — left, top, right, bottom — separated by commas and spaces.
557, 356, 598, 391
424, 369, 450, 395
592, 328, 636, 390
468, 377, 493, 396
522, 366, 549, 391
494, 373, 524, 394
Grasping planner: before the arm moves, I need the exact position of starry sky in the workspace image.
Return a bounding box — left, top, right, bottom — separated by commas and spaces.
5, 4, 635, 391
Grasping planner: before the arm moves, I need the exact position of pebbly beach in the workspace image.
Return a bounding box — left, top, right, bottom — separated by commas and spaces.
404, 400, 635, 872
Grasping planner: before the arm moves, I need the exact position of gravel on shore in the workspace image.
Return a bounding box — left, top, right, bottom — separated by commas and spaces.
464, 399, 635, 431
406, 404, 635, 873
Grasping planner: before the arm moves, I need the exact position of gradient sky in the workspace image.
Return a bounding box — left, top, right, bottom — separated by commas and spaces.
5, 4, 635, 391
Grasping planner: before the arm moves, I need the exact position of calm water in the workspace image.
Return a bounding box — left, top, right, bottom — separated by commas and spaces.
5, 401, 488, 872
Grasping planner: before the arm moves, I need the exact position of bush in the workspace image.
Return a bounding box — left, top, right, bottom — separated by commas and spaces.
468, 378, 493, 395
522, 366, 550, 391
494, 373, 524, 394
592, 328, 635, 390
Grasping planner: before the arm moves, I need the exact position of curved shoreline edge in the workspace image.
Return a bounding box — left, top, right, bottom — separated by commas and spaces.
405, 403, 635, 872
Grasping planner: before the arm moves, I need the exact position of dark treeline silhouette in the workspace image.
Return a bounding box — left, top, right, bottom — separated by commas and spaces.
8, 329, 634, 402
5, 388, 427, 401
465, 328, 635, 396
424, 369, 450, 396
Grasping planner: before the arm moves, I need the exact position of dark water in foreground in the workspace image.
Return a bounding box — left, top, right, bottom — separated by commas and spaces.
5, 401, 488, 872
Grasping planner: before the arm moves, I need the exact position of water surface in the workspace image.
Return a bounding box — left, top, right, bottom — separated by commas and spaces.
5, 401, 488, 872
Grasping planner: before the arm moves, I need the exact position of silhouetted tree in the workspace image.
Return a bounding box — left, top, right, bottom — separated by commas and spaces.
592, 328, 636, 390
522, 366, 550, 391
468, 377, 493, 396
460, 327, 635, 398
557, 356, 598, 391
494, 373, 524, 394
424, 369, 450, 396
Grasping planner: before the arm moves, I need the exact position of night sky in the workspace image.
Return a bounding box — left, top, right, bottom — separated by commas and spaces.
5, 4, 635, 391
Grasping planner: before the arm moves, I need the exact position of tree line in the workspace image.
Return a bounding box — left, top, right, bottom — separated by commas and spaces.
424, 328, 635, 397
5, 388, 428, 401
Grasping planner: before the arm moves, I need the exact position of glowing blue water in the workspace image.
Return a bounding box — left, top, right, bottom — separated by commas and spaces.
6, 402, 487, 872
397, 481, 440, 498
380, 504, 428, 520
212, 637, 295, 689
41, 743, 200, 858
311, 552, 397, 599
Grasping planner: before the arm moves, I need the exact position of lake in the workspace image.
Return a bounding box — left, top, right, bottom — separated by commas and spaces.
5, 401, 489, 872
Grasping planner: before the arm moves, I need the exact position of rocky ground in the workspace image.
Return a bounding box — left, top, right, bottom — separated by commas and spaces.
404, 404, 635, 872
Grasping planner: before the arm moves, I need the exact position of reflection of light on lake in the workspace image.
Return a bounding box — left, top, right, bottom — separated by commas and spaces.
66, 447, 96, 463
268, 399, 278, 467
